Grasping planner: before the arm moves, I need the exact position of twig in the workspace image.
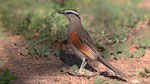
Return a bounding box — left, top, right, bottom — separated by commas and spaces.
36, 37, 51, 43
66, 74, 72, 80
0, 47, 18, 52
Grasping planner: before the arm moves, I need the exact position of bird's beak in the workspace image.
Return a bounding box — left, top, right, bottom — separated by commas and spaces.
57, 10, 65, 14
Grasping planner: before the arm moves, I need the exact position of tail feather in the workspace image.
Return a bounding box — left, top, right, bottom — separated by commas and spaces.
97, 56, 127, 78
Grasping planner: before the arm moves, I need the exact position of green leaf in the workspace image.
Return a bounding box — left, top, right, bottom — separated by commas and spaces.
20, 47, 27, 56
54, 49, 60, 57
142, 65, 147, 70
41, 45, 50, 56
93, 76, 102, 84
112, 46, 118, 53
4, 79, 10, 84
135, 70, 140, 75
118, 43, 128, 51
35, 46, 41, 55
123, 51, 130, 59
59, 49, 63, 57
70, 65, 78, 71
44, 51, 50, 56
27, 41, 36, 55
138, 34, 150, 48
14, 39, 21, 46
84, 69, 90, 74
0, 68, 17, 84
114, 53, 122, 59
102, 50, 110, 58
132, 48, 145, 58
145, 68, 150, 73
27, 42, 50, 57
61, 67, 67, 72
2, 69, 10, 78
0, 81, 5, 84
54, 49, 63, 57
9, 74, 17, 80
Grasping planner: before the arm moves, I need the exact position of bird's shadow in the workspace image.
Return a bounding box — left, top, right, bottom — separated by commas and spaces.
60, 50, 127, 81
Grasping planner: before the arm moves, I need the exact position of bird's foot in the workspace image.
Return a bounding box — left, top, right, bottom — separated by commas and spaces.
61, 66, 98, 77
73, 69, 98, 77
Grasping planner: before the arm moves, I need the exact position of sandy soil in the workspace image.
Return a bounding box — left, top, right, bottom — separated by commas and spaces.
0, 28, 150, 84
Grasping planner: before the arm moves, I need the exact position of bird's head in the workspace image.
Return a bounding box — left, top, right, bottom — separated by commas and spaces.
57, 9, 81, 22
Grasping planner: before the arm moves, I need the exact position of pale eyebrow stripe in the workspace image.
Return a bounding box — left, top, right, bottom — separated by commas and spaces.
65, 10, 79, 16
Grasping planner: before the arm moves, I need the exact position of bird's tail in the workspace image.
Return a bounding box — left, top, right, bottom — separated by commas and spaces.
97, 56, 127, 78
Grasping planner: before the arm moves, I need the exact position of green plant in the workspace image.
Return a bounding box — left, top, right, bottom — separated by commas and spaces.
138, 33, 150, 48
0, 0, 67, 43
20, 47, 27, 56
93, 76, 101, 84
69, 65, 78, 71
54, 49, 63, 57
0, 68, 17, 84
27, 41, 50, 57
102, 50, 109, 58
93, 76, 120, 84
132, 48, 145, 58
14, 39, 22, 46
139, 66, 150, 78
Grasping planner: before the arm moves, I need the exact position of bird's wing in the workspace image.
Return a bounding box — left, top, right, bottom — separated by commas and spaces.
68, 31, 99, 60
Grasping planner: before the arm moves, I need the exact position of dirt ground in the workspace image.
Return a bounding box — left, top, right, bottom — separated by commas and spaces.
0, 28, 150, 84
0, 1, 150, 84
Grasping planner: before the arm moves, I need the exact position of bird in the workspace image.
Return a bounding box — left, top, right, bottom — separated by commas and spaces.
57, 9, 127, 78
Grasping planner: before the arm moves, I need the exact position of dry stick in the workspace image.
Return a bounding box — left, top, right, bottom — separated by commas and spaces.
36, 37, 51, 43
0, 47, 18, 52
66, 74, 72, 80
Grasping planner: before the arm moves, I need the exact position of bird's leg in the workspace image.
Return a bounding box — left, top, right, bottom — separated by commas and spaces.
79, 58, 87, 73
82, 61, 87, 69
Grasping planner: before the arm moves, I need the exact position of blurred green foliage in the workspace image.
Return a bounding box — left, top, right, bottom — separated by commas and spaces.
0, 68, 17, 84
0, 0, 149, 58
27, 41, 50, 57
54, 49, 63, 57
83, 0, 145, 44
93, 76, 120, 84
139, 33, 150, 48
139, 66, 150, 78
